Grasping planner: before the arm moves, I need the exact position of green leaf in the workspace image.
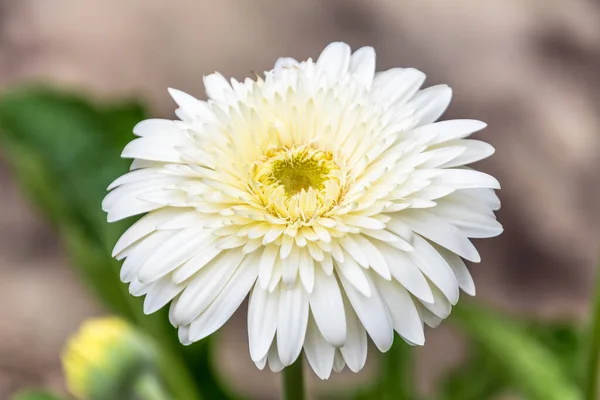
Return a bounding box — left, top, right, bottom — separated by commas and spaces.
0, 87, 134, 240
11, 390, 64, 400
438, 322, 584, 400
451, 304, 582, 400
437, 349, 507, 400
583, 263, 600, 400
0, 86, 239, 400
527, 322, 584, 384
0, 86, 139, 315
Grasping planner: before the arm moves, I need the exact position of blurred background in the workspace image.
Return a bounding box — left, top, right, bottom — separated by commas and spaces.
1, 0, 599, 399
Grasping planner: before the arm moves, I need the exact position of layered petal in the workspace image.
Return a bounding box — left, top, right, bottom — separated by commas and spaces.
104, 41, 501, 380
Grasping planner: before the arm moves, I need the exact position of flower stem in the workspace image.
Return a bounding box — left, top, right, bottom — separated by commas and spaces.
282, 358, 306, 400
379, 335, 413, 399
584, 261, 600, 400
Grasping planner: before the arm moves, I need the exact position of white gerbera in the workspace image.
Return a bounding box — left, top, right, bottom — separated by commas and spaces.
103, 42, 502, 379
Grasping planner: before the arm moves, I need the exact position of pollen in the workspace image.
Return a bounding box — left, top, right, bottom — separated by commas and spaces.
251, 145, 345, 222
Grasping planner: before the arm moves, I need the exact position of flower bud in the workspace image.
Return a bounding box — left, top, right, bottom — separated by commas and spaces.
61, 317, 161, 399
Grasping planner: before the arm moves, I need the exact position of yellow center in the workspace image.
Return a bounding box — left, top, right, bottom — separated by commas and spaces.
268, 147, 337, 194
250, 145, 345, 222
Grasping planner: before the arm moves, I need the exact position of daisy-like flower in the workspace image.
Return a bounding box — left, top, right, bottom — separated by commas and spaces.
103, 42, 502, 379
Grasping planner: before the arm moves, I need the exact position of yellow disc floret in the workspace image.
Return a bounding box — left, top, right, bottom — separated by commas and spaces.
251, 145, 346, 223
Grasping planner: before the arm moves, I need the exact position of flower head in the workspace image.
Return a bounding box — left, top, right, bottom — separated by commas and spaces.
103, 42, 502, 379
62, 317, 157, 399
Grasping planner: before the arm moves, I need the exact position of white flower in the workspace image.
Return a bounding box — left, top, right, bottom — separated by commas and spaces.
103, 42, 502, 379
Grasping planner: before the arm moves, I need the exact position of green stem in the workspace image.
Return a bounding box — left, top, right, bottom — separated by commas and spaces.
379, 335, 413, 400
282, 358, 306, 400
584, 262, 600, 400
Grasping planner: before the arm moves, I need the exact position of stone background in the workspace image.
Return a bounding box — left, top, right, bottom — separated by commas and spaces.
1, 0, 600, 398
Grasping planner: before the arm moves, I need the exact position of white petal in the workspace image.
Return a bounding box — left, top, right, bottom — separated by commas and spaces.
419, 146, 465, 169
349, 46, 376, 87
410, 236, 459, 305
374, 242, 434, 303
372, 68, 426, 106
277, 282, 309, 366
335, 255, 371, 297
436, 169, 500, 190
120, 230, 174, 283
105, 195, 165, 223
107, 167, 164, 191
385, 218, 413, 241
317, 42, 351, 78
411, 120, 487, 145
361, 229, 414, 251
171, 237, 221, 284
459, 188, 501, 211
168, 88, 217, 123
280, 234, 295, 259
128, 279, 148, 297
263, 225, 285, 244
340, 295, 368, 372
416, 302, 444, 328
307, 242, 324, 262
132, 119, 182, 138
268, 342, 285, 373
340, 273, 393, 352
312, 224, 332, 243
282, 245, 300, 288
438, 140, 495, 168
188, 252, 259, 341
299, 249, 315, 293
259, 244, 278, 289
321, 253, 334, 275
143, 277, 184, 314
304, 316, 335, 380
309, 268, 346, 347
171, 251, 245, 325
402, 210, 481, 262
409, 85, 452, 125
375, 277, 425, 345
343, 214, 386, 230
419, 284, 452, 320
203, 73, 234, 103
129, 159, 161, 171
112, 207, 197, 258
248, 285, 279, 361
178, 325, 192, 346
274, 57, 299, 74
333, 350, 346, 373
339, 235, 368, 267
138, 226, 211, 283
437, 246, 476, 296
432, 193, 503, 238
121, 137, 184, 163
354, 235, 391, 280
268, 259, 283, 292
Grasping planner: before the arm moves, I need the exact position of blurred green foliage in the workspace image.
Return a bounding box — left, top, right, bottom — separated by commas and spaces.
11, 391, 65, 400
0, 86, 594, 400
450, 305, 582, 400
0, 87, 234, 400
